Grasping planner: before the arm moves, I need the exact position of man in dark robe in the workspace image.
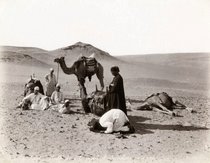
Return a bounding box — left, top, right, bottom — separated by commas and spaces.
107, 66, 127, 115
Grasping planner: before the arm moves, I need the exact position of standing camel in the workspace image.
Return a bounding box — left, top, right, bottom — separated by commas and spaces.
54, 56, 104, 113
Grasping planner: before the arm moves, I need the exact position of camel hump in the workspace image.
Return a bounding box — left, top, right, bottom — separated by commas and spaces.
158, 92, 173, 107
145, 92, 173, 107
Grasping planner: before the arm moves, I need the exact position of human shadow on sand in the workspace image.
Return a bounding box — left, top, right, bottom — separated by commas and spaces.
128, 115, 208, 135
128, 115, 154, 135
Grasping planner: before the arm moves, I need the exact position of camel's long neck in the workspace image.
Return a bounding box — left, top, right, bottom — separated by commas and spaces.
59, 60, 75, 75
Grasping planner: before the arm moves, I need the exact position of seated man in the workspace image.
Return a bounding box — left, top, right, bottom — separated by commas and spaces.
51, 84, 64, 104
21, 86, 49, 110
50, 100, 71, 114
88, 109, 135, 134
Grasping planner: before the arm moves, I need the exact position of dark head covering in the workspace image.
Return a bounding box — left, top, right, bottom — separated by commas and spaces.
111, 66, 120, 72
88, 118, 106, 132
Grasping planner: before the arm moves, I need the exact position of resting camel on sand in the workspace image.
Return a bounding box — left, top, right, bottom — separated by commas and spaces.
133, 92, 194, 116
87, 85, 108, 116
24, 76, 44, 97
87, 85, 133, 116
54, 55, 104, 113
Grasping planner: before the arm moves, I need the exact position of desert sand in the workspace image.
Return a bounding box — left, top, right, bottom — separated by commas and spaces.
0, 42, 210, 163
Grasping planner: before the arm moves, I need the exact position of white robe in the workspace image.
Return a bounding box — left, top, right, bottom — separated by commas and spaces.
45, 74, 57, 96
23, 93, 49, 110
51, 91, 64, 104
99, 109, 129, 133
50, 104, 71, 114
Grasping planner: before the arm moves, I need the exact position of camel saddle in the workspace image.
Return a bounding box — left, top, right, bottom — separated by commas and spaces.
75, 56, 98, 71
84, 57, 98, 72
75, 56, 99, 81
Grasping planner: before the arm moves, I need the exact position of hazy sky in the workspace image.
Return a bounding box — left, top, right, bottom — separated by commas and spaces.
0, 0, 210, 55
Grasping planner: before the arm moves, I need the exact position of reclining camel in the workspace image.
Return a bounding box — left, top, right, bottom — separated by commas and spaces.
134, 92, 194, 116
87, 85, 108, 116
24, 76, 44, 96
87, 85, 133, 116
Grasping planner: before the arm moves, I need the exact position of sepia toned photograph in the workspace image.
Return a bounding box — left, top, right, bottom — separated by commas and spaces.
0, 0, 210, 162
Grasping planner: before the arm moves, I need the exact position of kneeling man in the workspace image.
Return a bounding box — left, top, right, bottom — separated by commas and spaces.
88, 109, 135, 134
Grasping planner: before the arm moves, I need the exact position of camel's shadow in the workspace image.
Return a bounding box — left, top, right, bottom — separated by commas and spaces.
69, 110, 85, 115
128, 115, 208, 135
137, 123, 208, 131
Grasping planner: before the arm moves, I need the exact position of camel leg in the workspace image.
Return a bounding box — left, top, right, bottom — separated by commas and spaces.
173, 103, 194, 113
174, 102, 186, 109
96, 63, 104, 90
172, 105, 186, 110
151, 107, 173, 115
98, 77, 104, 91
78, 78, 87, 98
136, 102, 152, 110
171, 97, 187, 109
78, 79, 90, 113
156, 103, 175, 116
171, 100, 193, 112
79, 83, 87, 99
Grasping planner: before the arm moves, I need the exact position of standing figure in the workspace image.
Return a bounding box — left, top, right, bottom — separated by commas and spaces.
107, 66, 127, 115
45, 68, 57, 97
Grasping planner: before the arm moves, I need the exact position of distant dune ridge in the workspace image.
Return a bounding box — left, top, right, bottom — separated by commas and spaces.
0, 42, 210, 91
1, 42, 209, 68
0, 48, 50, 67
0, 42, 119, 65
52, 42, 116, 61
118, 52, 210, 69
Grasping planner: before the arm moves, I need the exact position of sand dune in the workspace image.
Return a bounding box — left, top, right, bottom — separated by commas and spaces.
50, 42, 117, 61
0, 50, 49, 67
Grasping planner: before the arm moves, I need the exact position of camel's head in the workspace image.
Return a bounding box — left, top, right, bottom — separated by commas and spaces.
54, 57, 65, 63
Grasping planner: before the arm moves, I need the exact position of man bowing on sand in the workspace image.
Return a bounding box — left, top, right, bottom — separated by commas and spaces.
107, 66, 127, 115
88, 109, 135, 134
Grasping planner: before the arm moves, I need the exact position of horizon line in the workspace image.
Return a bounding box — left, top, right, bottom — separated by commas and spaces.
0, 44, 210, 56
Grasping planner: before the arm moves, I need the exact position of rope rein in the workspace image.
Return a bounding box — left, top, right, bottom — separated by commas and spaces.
57, 63, 59, 83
